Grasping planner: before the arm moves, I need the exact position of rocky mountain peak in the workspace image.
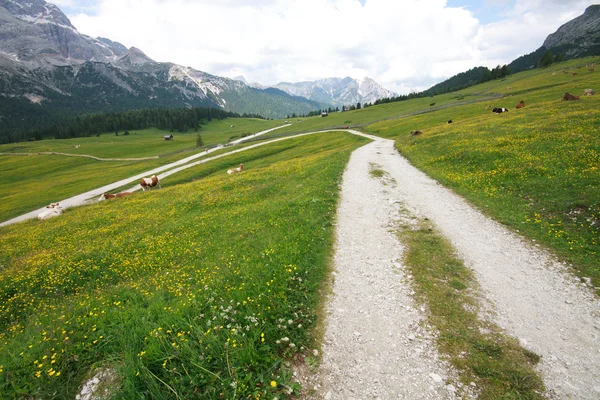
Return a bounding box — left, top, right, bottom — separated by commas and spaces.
0, 0, 74, 29
117, 47, 156, 66
542, 5, 600, 55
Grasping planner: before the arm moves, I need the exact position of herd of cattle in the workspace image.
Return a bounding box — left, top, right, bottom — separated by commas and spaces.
38, 165, 246, 221
35, 68, 597, 221
410, 85, 595, 136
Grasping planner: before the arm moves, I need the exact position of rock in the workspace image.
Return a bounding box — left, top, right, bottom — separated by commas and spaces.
429, 373, 443, 383
446, 384, 457, 392
324, 391, 332, 400
408, 333, 416, 341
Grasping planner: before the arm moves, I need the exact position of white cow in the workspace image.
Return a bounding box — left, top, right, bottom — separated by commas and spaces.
38, 203, 63, 221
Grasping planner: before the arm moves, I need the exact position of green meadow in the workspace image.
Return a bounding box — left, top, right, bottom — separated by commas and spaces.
366, 57, 600, 291
0, 119, 281, 222
0, 132, 368, 399
0, 119, 281, 159
1, 55, 599, 399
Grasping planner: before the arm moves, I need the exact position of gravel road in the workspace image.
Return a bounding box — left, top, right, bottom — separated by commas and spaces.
316, 134, 600, 399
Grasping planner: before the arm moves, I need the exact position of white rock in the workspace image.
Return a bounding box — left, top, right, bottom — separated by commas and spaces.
429, 373, 443, 383
324, 391, 332, 400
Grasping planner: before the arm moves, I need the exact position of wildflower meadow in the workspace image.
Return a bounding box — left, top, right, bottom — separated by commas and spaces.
0, 132, 367, 399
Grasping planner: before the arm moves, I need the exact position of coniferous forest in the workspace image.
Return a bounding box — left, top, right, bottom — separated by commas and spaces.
0, 106, 264, 144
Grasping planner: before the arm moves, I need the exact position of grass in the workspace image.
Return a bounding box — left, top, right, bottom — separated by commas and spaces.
0, 132, 369, 399
396, 214, 545, 399
367, 65, 600, 286
0, 119, 282, 159
0, 119, 283, 223
367, 60, 600, 292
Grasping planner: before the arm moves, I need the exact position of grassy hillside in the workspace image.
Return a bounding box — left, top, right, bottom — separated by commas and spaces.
365, 57, 600, 291
0, 132, 369, 399
0, 119, 282, 222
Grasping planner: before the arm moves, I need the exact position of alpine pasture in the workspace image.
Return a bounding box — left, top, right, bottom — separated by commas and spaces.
0, 119, 281, 222
0, 56, 599, 399
0, 133, 368, 399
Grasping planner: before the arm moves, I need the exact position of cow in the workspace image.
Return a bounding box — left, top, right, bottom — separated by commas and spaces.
227, 163, 244, 175
140, 175, 161, 191
410, 130, 423, 136
516, 101, 526, 109
447, 120, 453, 124
563, 92, 580, 101
584, 89, 595, 96
38, 203, 63, 221
100, 192, 133, 201
492, 108, 509, 113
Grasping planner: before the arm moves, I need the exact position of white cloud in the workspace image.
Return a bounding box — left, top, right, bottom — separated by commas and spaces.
65, 0, 595, 94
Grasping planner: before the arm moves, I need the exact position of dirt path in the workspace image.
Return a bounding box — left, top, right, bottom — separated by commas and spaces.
317, 135, 600, 399
0, 152, 160, 161
317, 137, 458, 399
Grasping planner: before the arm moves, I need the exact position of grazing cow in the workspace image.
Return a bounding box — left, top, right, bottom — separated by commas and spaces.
516, 101, 526, 109
563, 92, 580, 101
447, 120, 453, 124
227, 163, 244, 175
410, 130, 423, 136
492, 107, 509, 113
38, 203, 63, 221
101, 192, 133, 201
573, 73, 578, 76
584, 89, 595, 96
140, 175, 161, 191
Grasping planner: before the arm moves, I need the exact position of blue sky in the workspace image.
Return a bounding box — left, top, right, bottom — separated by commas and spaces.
53, 0, 595, 93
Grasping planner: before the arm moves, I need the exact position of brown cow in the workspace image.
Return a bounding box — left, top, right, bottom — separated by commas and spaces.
410, 130, 423, 136
140, 175, 161, 191
584, 89, 595, 96
516, 101, 526, 109
227, 163, 244, 175
563, 92, 580, 101
103, 192, 132, 200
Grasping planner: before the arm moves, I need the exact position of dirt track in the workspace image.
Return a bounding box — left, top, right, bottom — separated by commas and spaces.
316, 133, 600, 399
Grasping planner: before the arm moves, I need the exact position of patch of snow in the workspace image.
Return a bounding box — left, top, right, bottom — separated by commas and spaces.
168, 65, 223, 96
24, 94, 45, 104
0, 51, 20, 62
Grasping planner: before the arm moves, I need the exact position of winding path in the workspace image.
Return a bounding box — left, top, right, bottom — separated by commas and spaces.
3, 128, 599, 399
317, 134, 600, 399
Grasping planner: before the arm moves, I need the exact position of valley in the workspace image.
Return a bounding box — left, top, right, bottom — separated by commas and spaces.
1, 0, 599, 399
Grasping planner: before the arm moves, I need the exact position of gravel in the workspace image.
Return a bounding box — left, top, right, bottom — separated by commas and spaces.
316, 137, 458, 399
316, 133, 600, 399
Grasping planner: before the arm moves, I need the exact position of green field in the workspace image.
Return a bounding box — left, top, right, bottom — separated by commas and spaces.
0, 132, 368, 399
0, 119, 282, 159
1, 55, 599, 399
0, 119, 283, 222
365, 57, 600, 290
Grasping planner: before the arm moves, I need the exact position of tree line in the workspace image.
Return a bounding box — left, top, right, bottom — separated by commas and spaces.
1, 107, 265, 144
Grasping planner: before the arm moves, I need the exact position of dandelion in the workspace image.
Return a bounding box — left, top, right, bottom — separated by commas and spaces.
270, 381, 277, 388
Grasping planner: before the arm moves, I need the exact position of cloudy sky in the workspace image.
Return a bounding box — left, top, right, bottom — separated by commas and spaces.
51, 0, 595, 93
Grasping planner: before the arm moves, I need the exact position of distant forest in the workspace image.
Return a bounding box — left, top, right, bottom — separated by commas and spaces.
0, 107, 264, 144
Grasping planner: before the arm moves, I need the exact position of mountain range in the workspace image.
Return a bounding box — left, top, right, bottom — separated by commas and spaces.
1, 0, 599, 140
234, 76, 397, 108
0, 0, 395, 137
